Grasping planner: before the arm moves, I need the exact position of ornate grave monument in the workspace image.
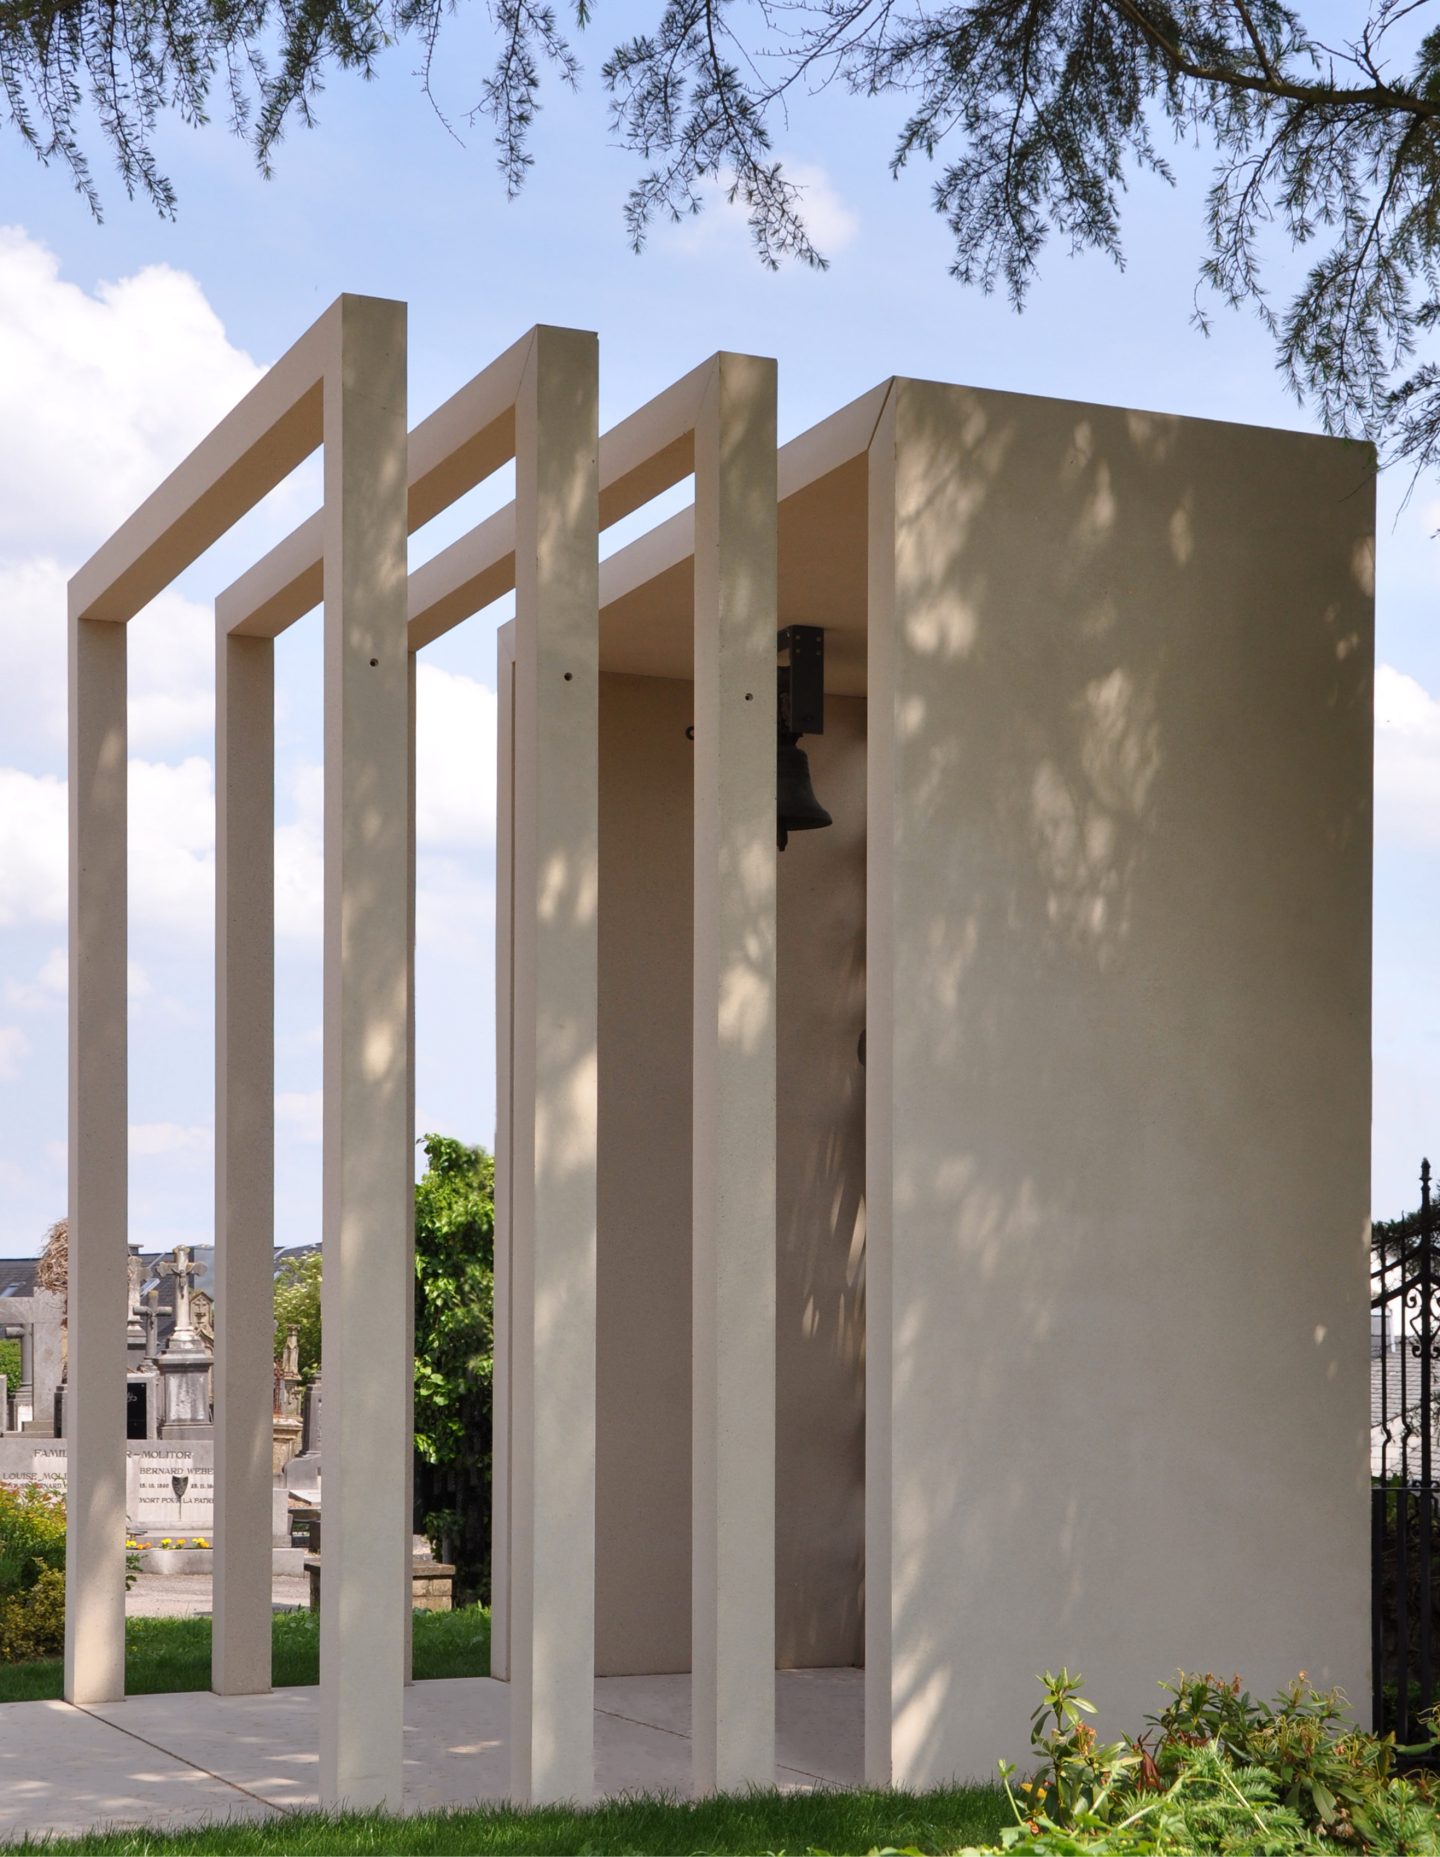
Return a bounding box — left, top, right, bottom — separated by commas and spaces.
153, 1247, 213, 1439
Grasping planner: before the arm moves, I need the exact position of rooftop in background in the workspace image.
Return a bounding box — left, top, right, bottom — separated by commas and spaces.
0, 1245, 319, 1306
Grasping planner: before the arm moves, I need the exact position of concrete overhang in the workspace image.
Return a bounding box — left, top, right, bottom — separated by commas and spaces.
598, 382, 890, 697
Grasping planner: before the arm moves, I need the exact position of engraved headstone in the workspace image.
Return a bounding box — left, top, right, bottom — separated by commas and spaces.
133, 1448, 215, 1528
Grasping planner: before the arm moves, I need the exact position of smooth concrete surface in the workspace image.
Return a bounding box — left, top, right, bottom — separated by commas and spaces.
864, 380, 1374, 1786
594, 671, 694, 1678
65, 610, 129, 1705
690, 352, 779, 1794
591, 676, 866, 1681
506, 324, 602, 1805
0, 1671, 863, 1843
317, 292, 412, 1811
214, 627, 278, 1697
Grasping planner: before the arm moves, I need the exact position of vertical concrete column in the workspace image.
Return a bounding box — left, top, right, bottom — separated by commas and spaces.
508, 328, 599, 1805
317, 294, 411, 1812
65, 610, 128, 1705
691, 352, 778, 1794
863, 385, 898, 1787
404, 649, 417, 1688
214, 627, 276, 1696
490, 623, 516, 1683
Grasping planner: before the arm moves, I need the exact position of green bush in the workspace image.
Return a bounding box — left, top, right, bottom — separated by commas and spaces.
0, 1481, 66, 1596
0, 1483, 68, 1664
0, 1565, 65, 1662
999, 1667, 1440, 1854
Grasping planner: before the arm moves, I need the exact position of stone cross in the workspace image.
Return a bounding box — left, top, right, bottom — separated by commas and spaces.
126, 1244, 145, 1321
156, 1245, 199, 1334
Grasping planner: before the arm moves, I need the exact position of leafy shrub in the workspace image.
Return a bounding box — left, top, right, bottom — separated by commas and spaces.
0, 1484, 67, 1663
1147, 1669, 1417, 1841
0, 1482, 65, 1597
999, 1668, 1440, 1854
0, 1565, 65, 1662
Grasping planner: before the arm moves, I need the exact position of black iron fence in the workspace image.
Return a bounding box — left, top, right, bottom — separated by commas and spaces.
1372, 1160, 1440, 1739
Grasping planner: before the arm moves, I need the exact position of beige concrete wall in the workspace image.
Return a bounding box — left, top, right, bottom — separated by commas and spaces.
593, 671, 866, 1676
865, 381, 1374, 1784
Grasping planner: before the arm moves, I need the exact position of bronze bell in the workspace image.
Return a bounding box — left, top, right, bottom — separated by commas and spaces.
777, 730, 832, 850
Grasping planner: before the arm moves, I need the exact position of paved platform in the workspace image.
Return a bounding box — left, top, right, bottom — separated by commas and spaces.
126, 1572, 310, 1618
0, 1669, 863, 1843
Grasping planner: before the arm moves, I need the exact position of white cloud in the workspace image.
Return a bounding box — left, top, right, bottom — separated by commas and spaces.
6, 948, 150, 1009
276, 1090, 323, 1144
663, 160, 859, 261
0, 227, 263, 553
127, 596, 215, 750
0, 561, 214, 758
4, 945, 67, 1010
417, 665, 496, 847
1376, 663, 1440, 846
0, 768, 66, 926
129, 1121, 210, 1157
0, 1026, 30, 1080
0, 664, 496, 946
275, 762, 324, 942
128, 755, 215, 934
271, 667, 496, 943
0, 756, 215, 934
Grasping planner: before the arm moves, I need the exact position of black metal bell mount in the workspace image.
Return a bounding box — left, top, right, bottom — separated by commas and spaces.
777, 624, 833, 851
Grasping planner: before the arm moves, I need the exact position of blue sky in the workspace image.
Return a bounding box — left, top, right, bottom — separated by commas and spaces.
0, 3, 1435, 1254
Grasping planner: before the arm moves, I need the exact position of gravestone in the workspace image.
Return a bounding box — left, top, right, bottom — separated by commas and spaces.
128, 1447, 215, 1530
284, 1368, 323, 1498
29, 1448, 66, 1495
154, 1246, 213, 1439
126, 1244, 148, 1369
0, 1290, 64, 1436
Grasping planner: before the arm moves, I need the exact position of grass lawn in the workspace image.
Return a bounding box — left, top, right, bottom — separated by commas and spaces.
0, 1605, 492, 1704
0, 1784, 1013, 1855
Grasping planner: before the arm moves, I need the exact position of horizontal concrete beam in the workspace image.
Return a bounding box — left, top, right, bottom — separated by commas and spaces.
70, 309, 336, 623
215, 330, 534, 639
407, 506, 516, 652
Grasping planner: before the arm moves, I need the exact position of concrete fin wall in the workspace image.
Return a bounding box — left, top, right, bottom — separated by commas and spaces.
865, 379, 1374, 1785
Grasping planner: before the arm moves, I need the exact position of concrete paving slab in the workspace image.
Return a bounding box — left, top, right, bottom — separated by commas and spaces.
0, 1696, 282, 1842
777, 1668, 865, 1784
0, 1669, 866, 1843
594, 1668, 864, 1785
87, 1687, 323, 1812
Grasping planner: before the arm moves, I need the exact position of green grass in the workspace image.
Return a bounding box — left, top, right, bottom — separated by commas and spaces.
0, 1605, 491, 1704
0, 1783, 1011, 1855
